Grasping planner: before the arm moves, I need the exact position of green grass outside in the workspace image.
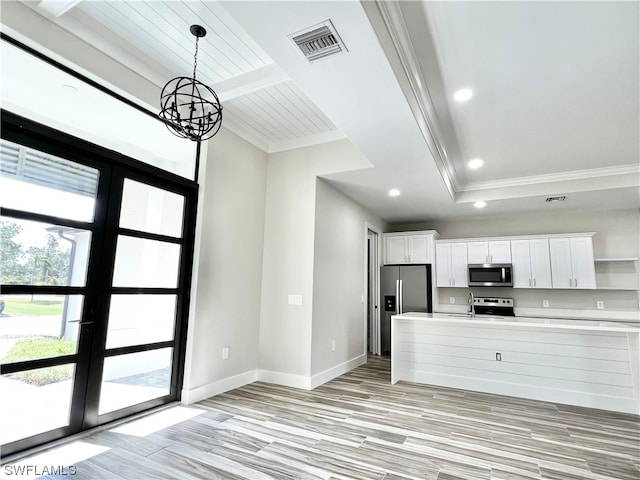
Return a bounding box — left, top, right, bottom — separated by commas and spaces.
1, 297, 64, 316
3, 337, 75, 385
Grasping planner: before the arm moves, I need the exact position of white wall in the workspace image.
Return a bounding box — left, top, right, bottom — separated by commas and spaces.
393, 209, 640, 314
258, 140, 372, 382
311, 179, 385, 378
182, 128, 267, 399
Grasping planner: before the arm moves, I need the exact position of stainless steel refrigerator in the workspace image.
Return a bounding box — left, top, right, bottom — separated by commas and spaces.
380, 265, 432, 355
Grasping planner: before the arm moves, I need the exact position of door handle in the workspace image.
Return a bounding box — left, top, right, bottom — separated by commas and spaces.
68, 320, 94, 325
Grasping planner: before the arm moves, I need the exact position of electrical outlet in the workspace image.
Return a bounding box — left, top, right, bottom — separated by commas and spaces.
331, 340, 336, 352
596, 301, 604, 310
543, 300, 549, 308
222, 346, 230, 360
449, 296, 456, 304
496, 352, 502, 361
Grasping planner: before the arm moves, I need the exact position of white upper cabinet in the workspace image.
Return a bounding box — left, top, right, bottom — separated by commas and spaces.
383, 231, 436, 265
435, 242, 468, 287
407, 235, 430, 263
511, 239, 552, 288
385, 235, 408, 264
467, 240, 511, 264
549, 236, 596, 289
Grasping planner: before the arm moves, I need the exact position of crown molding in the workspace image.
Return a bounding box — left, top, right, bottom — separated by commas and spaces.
459, 164, 640, 192
371, 0, 460, 197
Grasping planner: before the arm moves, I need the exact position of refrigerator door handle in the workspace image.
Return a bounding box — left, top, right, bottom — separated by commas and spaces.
395, 279, 400, 314
398, 279, 403, 314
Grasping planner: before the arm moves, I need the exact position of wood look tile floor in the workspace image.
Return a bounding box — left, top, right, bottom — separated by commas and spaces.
5, 356, 639, 480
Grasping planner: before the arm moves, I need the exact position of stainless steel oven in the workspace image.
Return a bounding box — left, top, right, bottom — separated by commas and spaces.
468, 263, 513, 287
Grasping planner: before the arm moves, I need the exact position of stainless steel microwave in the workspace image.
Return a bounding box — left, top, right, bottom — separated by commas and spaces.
468, 264, 513, 287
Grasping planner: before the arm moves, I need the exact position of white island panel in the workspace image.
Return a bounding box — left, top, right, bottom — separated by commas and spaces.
391, 313, 640, 414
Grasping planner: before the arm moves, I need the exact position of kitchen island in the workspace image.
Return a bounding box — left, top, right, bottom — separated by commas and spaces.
391, 312, 640, 414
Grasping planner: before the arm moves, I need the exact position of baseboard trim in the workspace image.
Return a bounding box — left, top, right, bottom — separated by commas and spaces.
257, 369, 311, 390
181, 369, 258, 404
310, 354, 367, 389
181, 355, 367, 401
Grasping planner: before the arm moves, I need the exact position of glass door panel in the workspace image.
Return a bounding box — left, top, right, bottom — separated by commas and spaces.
99, 348, 172, 415
0, 138, 98, 222
112, 236, 181, 288
0, 295, 84, 362
0, 217, 92, 287
106, 294, 177, 348
0, 364, 76, 445
120, 179, 185, 237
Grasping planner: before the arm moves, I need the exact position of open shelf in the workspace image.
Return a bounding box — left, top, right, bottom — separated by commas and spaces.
594, 257, 640, 262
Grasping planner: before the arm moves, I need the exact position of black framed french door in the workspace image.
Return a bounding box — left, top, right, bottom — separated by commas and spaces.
0, 110, 197, 457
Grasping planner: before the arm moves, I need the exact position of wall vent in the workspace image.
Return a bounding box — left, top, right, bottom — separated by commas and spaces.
545, 196, 566, 202
288, 20, 347, 64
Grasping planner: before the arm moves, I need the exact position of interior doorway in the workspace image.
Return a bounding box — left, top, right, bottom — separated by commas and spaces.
366, 228, 381, 355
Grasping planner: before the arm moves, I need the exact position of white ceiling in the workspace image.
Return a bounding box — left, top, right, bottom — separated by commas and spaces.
7, 0, 640, 224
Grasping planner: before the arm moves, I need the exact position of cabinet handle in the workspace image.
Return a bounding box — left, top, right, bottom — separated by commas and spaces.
574, 278, 577, 288
533, 278, 536, 287
528, 278, 532, 287
569, 278, 573, 287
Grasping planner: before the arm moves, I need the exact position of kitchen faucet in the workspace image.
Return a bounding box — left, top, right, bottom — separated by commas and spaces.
468, 291, 475, 316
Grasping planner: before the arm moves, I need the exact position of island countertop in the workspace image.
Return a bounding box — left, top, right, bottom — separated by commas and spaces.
392, 312, 640, 333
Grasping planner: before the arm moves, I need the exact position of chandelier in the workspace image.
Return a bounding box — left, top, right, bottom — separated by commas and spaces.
159, 25, 223, 142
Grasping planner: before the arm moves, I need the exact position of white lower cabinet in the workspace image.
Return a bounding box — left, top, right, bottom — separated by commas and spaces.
511, 239, 552, 288
549, 236, 596, 289
435, 242, 468, 287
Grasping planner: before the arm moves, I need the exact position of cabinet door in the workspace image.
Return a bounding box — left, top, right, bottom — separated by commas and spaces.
511, 240, 532, 288
570, 237, 596, 289
467, 241, 488, 264
488, 241, 511, 263
530, 239, 552, 288
385, 235, 407, 264
549, 238, 573, 288
435, 243, 452, 287
407, 235, 429, 263
450, 242, 468, 287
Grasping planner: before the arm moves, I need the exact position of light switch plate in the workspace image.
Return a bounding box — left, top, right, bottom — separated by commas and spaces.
288, 294, 303, 306
543, 300, 549, 308
222, 346, 230, 360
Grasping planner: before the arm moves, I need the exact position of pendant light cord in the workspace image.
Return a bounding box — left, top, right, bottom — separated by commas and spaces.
192, 37, 199, 81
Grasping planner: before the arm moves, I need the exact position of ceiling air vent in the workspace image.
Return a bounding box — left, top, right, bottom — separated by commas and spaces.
545, 196, 567, 203
288, 20, 348, 64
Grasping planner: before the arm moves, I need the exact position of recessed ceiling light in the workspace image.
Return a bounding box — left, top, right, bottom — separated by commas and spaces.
389, 189, 400, 197
454, 88, 473, 102
62, 84, 79, 94
468, 158, 484, 169
474, 201, 486, 208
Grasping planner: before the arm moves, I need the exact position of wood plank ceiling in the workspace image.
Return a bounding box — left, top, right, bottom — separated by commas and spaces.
62, 0, 343, 153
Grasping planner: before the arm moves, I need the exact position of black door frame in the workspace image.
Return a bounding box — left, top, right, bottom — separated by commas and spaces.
1, 110, 199, 456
